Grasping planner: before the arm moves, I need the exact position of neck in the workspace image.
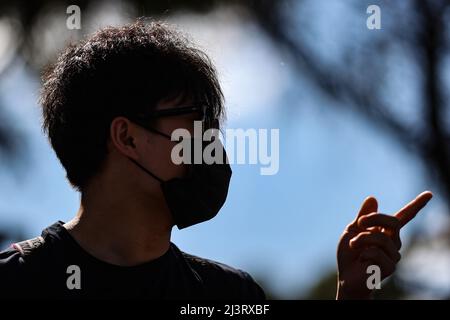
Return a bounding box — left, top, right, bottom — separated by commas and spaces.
64, 180, 173, 267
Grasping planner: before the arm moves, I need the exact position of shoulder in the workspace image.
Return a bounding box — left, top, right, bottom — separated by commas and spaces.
0, 246, 24, 269
180, 250, 266, 300
0, 236, 51, 295
0, 236, 47, 266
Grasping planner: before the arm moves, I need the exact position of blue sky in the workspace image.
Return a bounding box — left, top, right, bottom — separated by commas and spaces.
0, 1, 445, 298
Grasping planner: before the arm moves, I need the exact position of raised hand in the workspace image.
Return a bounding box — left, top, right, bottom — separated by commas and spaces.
336, 191, 433, 299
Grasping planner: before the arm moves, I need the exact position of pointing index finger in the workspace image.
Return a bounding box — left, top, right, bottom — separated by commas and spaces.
395, 191, 433, 228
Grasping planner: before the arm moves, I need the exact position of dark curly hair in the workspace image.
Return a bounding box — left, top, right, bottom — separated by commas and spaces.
40, 20, 224, 191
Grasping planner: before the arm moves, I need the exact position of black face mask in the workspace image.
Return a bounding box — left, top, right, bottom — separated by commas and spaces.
128, 128, 232, 229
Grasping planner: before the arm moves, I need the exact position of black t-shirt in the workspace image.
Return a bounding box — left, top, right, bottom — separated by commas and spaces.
0, 222, 265, 299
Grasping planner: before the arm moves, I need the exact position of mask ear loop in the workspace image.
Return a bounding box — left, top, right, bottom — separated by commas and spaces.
128, 158, 164, 183
126, 111, 209, 181
125, 118, 185, 182
127, 123, 189, 183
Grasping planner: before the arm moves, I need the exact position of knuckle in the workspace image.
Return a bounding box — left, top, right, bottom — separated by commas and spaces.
358, 213, 376, 226
392, 218, 401, 228
355, 231, 370, 240
383, 217, 400, 229
346, 222, 359, 232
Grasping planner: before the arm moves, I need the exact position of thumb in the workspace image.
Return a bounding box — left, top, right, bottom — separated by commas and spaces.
357, 196, 378, 218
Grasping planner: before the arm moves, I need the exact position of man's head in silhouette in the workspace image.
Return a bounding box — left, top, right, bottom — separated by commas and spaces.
39, 21, 226, 265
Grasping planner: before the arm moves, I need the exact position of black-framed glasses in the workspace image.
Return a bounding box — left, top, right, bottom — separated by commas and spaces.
135, 104, 218, 129
127, 104, 219, 141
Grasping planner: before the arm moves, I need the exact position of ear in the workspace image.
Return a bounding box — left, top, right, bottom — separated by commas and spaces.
110, 117, 139, 159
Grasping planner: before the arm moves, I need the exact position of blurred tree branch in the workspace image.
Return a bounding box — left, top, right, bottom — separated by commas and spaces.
0, 0, 449, 299
240, 0, 450, 208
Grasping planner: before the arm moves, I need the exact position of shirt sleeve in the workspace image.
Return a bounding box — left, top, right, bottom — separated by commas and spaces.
0, 247, 26, 296
240, 271, 266, 300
